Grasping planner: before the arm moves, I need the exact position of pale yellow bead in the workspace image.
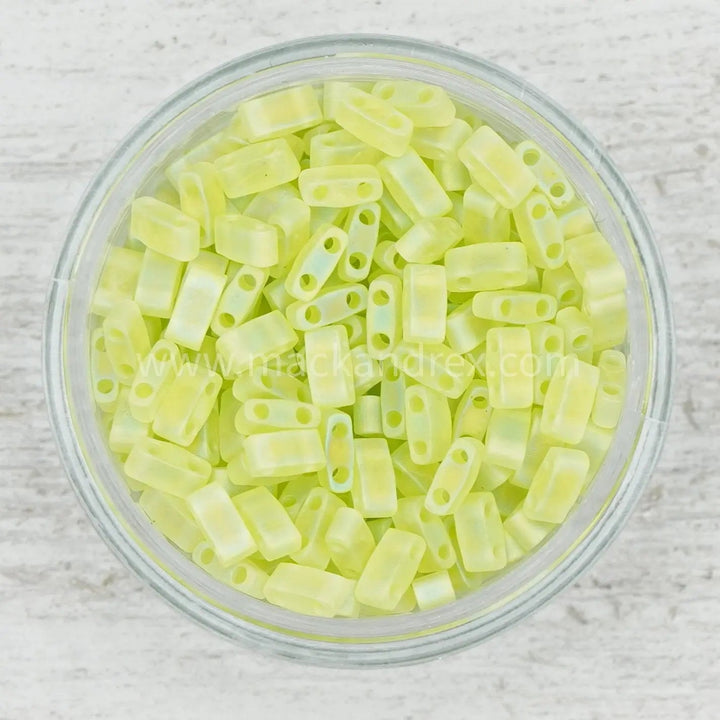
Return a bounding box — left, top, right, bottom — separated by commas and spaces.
91, 246, 143, 316
511, 407, 551, 489
380, 361, 407, 439
317, 410, 354, 493
125, 437, 211, 497
541, 354, 600, 444
574, 420, 614, 483
216, 310, 299, 375
446, 520, 489, 592
366, 517, 393, 545
242, 429, 326, 478
264, 563, 355, 617
226, 451, 295, 489
402, 263, 447, 344
527, 322, 565, 405
412, 570, 456, 610
462, 184, 511, 244
392, 341, 474, 399
355, 528, 426, 611
218, 389, 244, 463
411, 118, 472, 159
513, 192, 565, 269
309, 206, 347, 235
393, 496, 455, 572
90, 329, 119, 413
191, 248, 228, 276
473, 290, 557, 325
102, 299, 152, 385
178, 162, 226, 247
214, 213, 279, 267
591, 349, 626, 429
335, 85, 413, 157
278, 475, 321, 521
133, 248, 184, 319
395, 217, 462, 265
455, 492, 507, 572
475, 463, 513, 492
325, 506, 376, 579
214, 138, 301, 198
445, 301, 497, 355
322, 81, 353, 121
492, 481, 527, 518
372, 80, 456, 127
555, 306, 593, 363
434, 157, 471, 192
298, 164, 383, 207
211, 265, 267, 335
485, 407, 532, 470
165, 130, 243, 190
108, 389, 150, 454
234, 398, 321, 434
504, 531, 526, 564
484, 326, 534, 409
556, 202, 597, 239
392, 441, 437, 497
541, 264, 583, 310
337, 202, 380, 282
514, 140, 575, 209
445, 242, 528, 293
565, 232, 627, 297
290, 487, 343, 569
378, 149, 452, 222
453, 380, 492, 441
139, 489, 204, 553
187, 404, 220, 465
286, 283, 367, 332
582, 290, 628, 352
232, 366, 310, 403
366, 273, 403, 360
353, 395, 383, 437
518, 264, 542, 292
304, 324, 355, 408
458, 126, 536, 209
404, 384, 452, 464
378, 190, 413, 237
263, 276, 295, 313
215, 557, 270, 600
309, 128, 383, 168
130, 197, 200, 261
352, 437, 398, 518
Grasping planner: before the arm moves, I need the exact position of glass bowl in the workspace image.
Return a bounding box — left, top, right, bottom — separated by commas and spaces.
43, 34, 674, 667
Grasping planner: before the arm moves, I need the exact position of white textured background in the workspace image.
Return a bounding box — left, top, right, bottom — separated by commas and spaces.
1, 1, 718, 718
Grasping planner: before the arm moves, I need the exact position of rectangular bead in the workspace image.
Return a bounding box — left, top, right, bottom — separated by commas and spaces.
108, 388, 150, 455
218, 389, 244, 462
392, 442, 438, 497
472, 290, 557, 324
178, 162, 227, 247
592, 349, 626, 429
298, 164, 383, 207
90, 328, 119, 413
232, 366, 309, 403
130, 197, 200, 262
290, 487, 344, 569
211, 265, 267, 335
352, 438, 398, 518
404, 384, 452, 464
425, 437, 485, 515
462, 184, 511, 244
411, 118, 472, 159
513, 192, 565, 269
353, 395, 383, 437
528, 322, 564, 405
317, 410, 354, 493
102, 299, 152, 385
304, 324, 355, 408
139, 489, 204, 553
555, 307, 593, 363
380, 360, 407, 439
484, 327, 534, 408
134, 248, 184, 318
372, 80, 455, 127
453, 380, 492, 440
309, 128, 383, 168
366, 274, 403, 359
541, 264, 583, 310
326, 507, 376, 579
445, 242, 528, 293
412, 570, 456, 610
396, 217, 462, 264
514, 140, 575, 209
511, 407, 551, 489
338, 202, 380, 282
503, 506, 554, 552
91, 246, 143, 317
286, 283, 367, 332
214, 214, 279, 267
243, 429, 326, 477
485, 407, 532, 470
455, 492, 507, 572
378, 190, 413, 237
277, 475, 320, 521
565, 232, 627, 297
446, 301, 498, 354
402, 263, 447, 343
350, 344, 383, 396
234, 398, 321, 435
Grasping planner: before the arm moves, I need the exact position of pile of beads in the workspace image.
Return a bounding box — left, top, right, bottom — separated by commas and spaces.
90, 79, 627, 617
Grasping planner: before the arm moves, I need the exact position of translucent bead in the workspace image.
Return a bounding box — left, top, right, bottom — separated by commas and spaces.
91, 246, 143, 316
393, 496, 455, 572
396, 217, 462, 264
355, 528, 426, 611
209, 556, 269, 600
513, 192, 565, 269
226, 451, 293, 489
277, 475, 320, 521
337, 202, 380, 282
164, 262, 225, 351
541, 354, 600, 444
90, 329, 119, 413
555, 307, 593, 363
108, 389, 150, 454
372, 240, 407, 277
455, 492, 507, 572
191, 249, 228, 276
244, 183, 300, 218
216, 310, 298, 375
351, 345, 383, 396
412, 570, 455, 610
592, 349, 626, 429
214, 213, 279, 267
339, 314, 366, 348
527, 322, 565, 405
177, 162, 226, 247
309, 206, 347, 235
130, 197, 200, 262
445, 301, 495, 355
232, 486, 302, 561
475, 463, 513, 492
351, 438, 398, 518
234, 398, 321, 434
492, 481, 527, 518
392, 341, 474, 399
211, 265, 267, 335
445, 242, 528, 293
504, 531, 526, 564
264, 562, 355, 618
485, 407, 532, 470
232, 366, 309, 403
232, 84, 323, 142
284, 223, 348, 302
335, 85, 413, 157
218, 389, 244, 463
153, 362, 222, 446
263, 276, 295, 313
214, 138, 301, 198
485, 326, 534, 409
434, 158, 471, 192
326, 507, 376, 579
453, 380, 492, 440
102, 299, 152, 385
309, 129, 383, 168
187, 404, 220, 465
322, 80, 353, 121
392, 442, 437, 496
473, 290, 557, 325
541, 264, 583, 310
404, 384, 452, 464
165, 130, 243, 190
288, 487, 343, 569
242, 429, 326, 477
425, 437, 485, 515
366, 517, 393, 545
514, 140, 575, 209
353, 395, 383, 437
565, 232, 627, 297
286, 283, 367, 332
458, 126, 536, 209
366, 274, 403, 360
380, 361, 407, 439
574, 420, 614, 482
511, 407, 551, 489
462, 184, 511, 244
139, 489, 204, 553
304, 324, 355, 408
372, 80, 455, 127
402, 264, 447, 344
411, 118, 472, 159
133, 248, 184, 319
465, 345, 487, 378
317, 410, 354, 493
377, 149, 452, 222
583, 290, 628, 351
518, 264, 542, 292
125, 437, 211, 497
446, 520, 488, 592
556, 203, 597, 239
298, 164, 383, 207
378, 190, 413, 237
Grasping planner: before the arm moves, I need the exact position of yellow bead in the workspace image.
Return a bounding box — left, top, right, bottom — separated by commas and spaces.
404, 384, 452, 464
233, 486, 302, 561
178, 162, 227, 247
264, 562, 355, 617
243, 429, 325, 478
485, 407, 532, 470
165, 130, 243, 190
566, 232, 627, 297
277, 475, 320, 521
445, 301, 497, 355
402, 263, 447, 344
214, 213, 279, 267
458, 126, 536, 209
473, 290, 557, 325
411, 118, 472, 159
425, 437, 485, 515
392, 341, 474, 399
91, 246, 143, 316
338, 202, 380, 282
541, 354, 600, 444
130, 197, 200, 261
462, 184, 511, 244
352, 437, 398, 518
492, 481, 527, 518
108, 388, 150, 454
263, 276, 295, 313
234, 398, 321, 434
583, 290, 628, 351
231, 84, 323, 142
355, 528, 426, 611
139, 489, 204, 553
218, 389, 244, 462
335, 85, 413, 157
393, 496, 455, 572
214, 138, 301, 198
555, 306, 593, 363
592, 349, 626, 429
187, 403, 220, 465
309, 128, 383, 168
455, 492, 507, 572
286, 283, 367, 332
513, 192, 565, 269
475, 463, 513, 492
527, 322, 565, 405
304, 324, 355, 408
396, 217, 462, 264
445, 242, 528, 293
453, 380, 492, 440
226, 451, 295, 489
485, 327, 534, 409
574, 420, 614, 482
232, 366, 309, 403
378, 149, 452, 222
211, 265, 267, 336
325, 506, 376, 579
199, 553, 269, 600
366, 274, 403, 360
309, 206, 347, 235
556, 202, 597, 239
511, 407, 551, 489
317, 410, 354, 492
125, 437, 211, 497
541, 264, 583, 310
372, 80, 456, 127
504, 531, 526, 564
90, 329, 120, 413
366, 517, 393, 545
298, 164, 383, 207
380, 361, 407, 439
514, 140, 575, 209
392, 442, 437, 497
102, 299, 152, 385
353, 395, 383, 437
216, 310, 298, 376
434, 158, 471, 192
378, 190, 413, 237
134, 248, 184, 319
351, 345, 383, 396
290, 487, 344, 569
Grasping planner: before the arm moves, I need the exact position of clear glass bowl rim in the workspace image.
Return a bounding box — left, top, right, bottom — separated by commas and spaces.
43, 34, 675, 667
